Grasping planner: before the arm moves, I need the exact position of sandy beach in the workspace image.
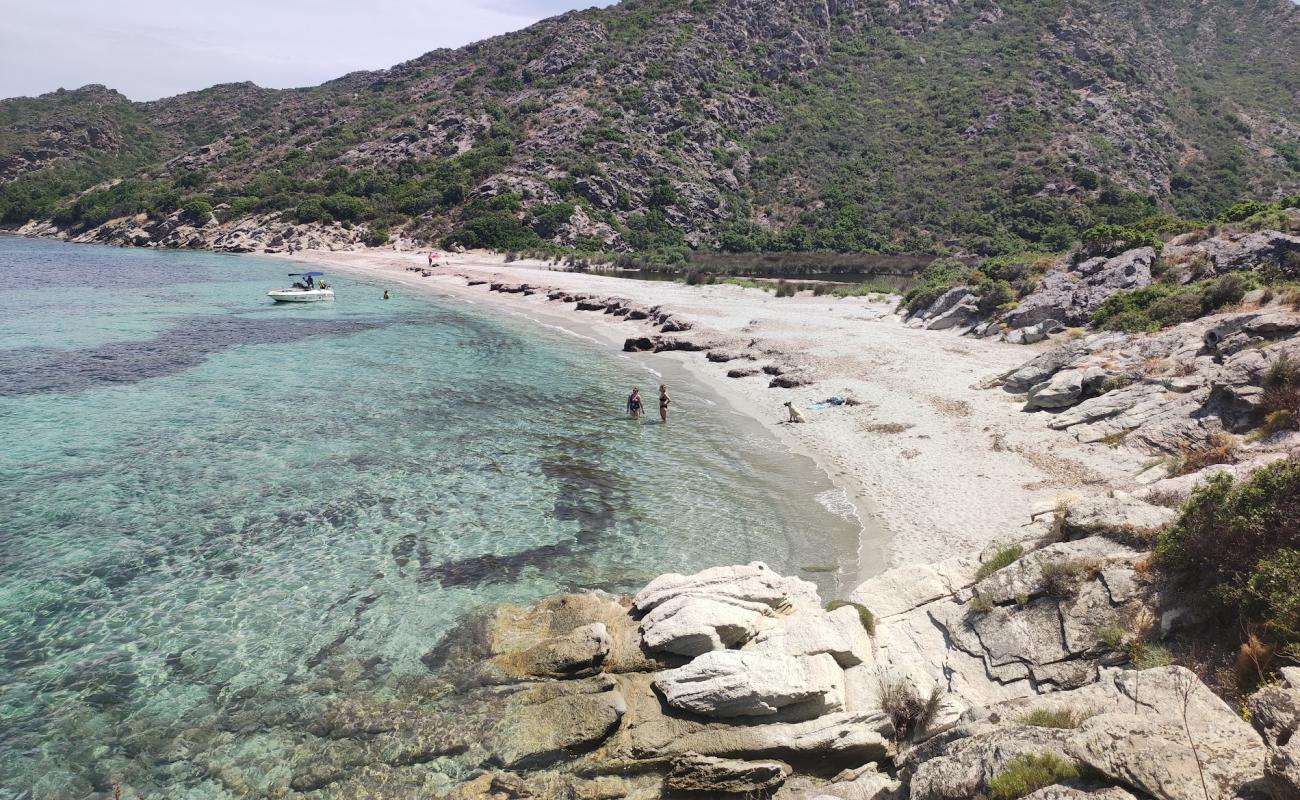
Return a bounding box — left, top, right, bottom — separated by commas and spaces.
295, 247, 1145, 572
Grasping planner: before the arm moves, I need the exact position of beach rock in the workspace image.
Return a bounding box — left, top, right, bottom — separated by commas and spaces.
1068, 712, 1265, 800
906, 725, 1079, 800
640, 594, 766, 656
654, 650, 845, 719
1003, 247, 1155, 330
1061, 495, 1176, 542
668, 710, 893, 762
1164, 230, 1300, 277
623, 336, 656, 352
727, 367, 761, 378
664, 753, 792, 793
499, 622, 610, 679
488, 676, 627, 769
807, 763, 903, 800
1025, 368, 1092, 409
849, 559, 975, 621
635, 563, 821, 618
661, 316, 693, 332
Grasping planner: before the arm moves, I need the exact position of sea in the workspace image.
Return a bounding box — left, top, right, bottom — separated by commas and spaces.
0, 236, 863, 799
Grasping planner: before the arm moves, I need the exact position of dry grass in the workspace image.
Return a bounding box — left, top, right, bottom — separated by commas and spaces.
927, 396, 972, 418
1175, 432, 1238, 475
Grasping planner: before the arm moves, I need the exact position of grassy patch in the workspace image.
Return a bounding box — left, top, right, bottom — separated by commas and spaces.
976, 544, 1025, 582
1040, 558, 1103, 598
987, 753, 1079, 800
1017, 706, 1097, 729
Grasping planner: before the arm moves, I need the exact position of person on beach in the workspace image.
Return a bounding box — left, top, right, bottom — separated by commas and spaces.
627, 387, 644, 418
658, 384, 671, 423
383, 290, 390, 300
428, 252, 434, 268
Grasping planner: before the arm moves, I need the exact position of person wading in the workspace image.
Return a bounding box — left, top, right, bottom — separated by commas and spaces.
658, 383, 671, 424
627, 387, 644, 418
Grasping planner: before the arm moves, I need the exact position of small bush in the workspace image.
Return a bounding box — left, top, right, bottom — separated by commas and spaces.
987, 753, 1079, 800
878, 678, 943, 741
181, 199, 213, 224
825, 600, 875, 635
970, 591, 995, 613
1017, 706, 1096, 729
1261, 354, 1300, 430
1174, 432, 1238, 475
1040, 559, 1103, 598
1158, 458, 1300, 654
976, 544, 1025, 582
363, 225, 390, 247
903, 258, 972, 314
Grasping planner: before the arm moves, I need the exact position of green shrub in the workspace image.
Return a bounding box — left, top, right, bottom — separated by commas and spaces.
903, 257, 972, 314
1091, 274, 1250, 332
363, 225, 390, 247
976, 544, 1024, 582
825, 600, 875, 635
1040, 559, 1102, 598
181, 199, 213, 224
1158, 459, 1300, 648
986, 753, 1079, 800
1017, 707, 1096, 729
294, 197, 330, 224
321, 193, 370, 222
1219, 200, 1272, 223
1261, 355, 1300, 431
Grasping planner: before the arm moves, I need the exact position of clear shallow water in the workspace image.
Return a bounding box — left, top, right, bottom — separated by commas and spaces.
0, 237, 860, 799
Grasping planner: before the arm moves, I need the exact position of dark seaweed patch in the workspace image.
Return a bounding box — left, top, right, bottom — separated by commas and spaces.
0, 315, 386, 396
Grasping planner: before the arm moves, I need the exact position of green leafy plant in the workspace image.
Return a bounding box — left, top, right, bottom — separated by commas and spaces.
987, 753, 1080, 800
1017, 706, 1097, 729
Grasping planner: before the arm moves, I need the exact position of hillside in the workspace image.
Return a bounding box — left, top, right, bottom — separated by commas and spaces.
1, 0, 1298, 259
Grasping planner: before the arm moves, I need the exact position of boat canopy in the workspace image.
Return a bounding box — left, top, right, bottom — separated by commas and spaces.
288, 271, 325, 277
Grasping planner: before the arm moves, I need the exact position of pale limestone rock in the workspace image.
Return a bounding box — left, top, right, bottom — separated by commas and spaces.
655, 650, 845, 719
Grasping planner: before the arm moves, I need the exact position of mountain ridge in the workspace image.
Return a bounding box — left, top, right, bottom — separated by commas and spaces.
2, 0, 1298, 258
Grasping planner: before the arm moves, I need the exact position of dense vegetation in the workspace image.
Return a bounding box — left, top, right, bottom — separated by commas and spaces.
1158, 457, 1300, 677
1, 0, 1298, 260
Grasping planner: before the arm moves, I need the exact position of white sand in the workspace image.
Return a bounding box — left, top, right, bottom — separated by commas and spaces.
292, 247, 1144, 573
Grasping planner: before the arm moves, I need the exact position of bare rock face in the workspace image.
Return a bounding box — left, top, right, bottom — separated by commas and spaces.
1164, 230, 1300, 278
633, 562, 821, 656
655, 650, 845, 719
664, 753, 791, 793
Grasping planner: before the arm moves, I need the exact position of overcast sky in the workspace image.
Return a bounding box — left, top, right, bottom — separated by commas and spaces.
0, 0, 608, 101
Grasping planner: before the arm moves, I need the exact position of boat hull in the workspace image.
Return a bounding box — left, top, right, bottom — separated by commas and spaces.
268, 289, 335, 303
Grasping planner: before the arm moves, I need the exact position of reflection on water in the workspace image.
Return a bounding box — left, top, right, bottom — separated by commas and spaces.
0, 238, 861, 799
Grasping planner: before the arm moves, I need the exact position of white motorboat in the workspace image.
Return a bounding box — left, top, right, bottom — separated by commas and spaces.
269, 272, 334, 303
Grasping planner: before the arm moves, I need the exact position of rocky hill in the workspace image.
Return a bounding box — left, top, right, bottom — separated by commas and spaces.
2, 0, 1299, 257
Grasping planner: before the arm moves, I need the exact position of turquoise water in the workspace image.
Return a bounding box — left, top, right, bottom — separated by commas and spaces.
0, 237, 860, 799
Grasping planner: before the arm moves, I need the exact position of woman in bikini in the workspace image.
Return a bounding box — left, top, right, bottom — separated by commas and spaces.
658, 383, 671, 423
627, 387, 644, 418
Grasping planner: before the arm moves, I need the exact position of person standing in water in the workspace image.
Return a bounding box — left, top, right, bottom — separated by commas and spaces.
627, 387, 644, 418
658, 383, 671, 423
383, 290, 390, 300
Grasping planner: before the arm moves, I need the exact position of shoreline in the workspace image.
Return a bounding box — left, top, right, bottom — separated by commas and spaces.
293, 246, 1145, 571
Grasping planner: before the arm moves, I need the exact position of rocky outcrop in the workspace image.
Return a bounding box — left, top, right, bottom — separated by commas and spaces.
1004, 248, 1156, 333
1164, 230, 1300, 279
984, 309, 1300, 456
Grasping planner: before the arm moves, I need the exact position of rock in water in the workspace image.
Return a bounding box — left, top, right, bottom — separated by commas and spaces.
664, 753, 791, 793
654, 650, 845, 719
